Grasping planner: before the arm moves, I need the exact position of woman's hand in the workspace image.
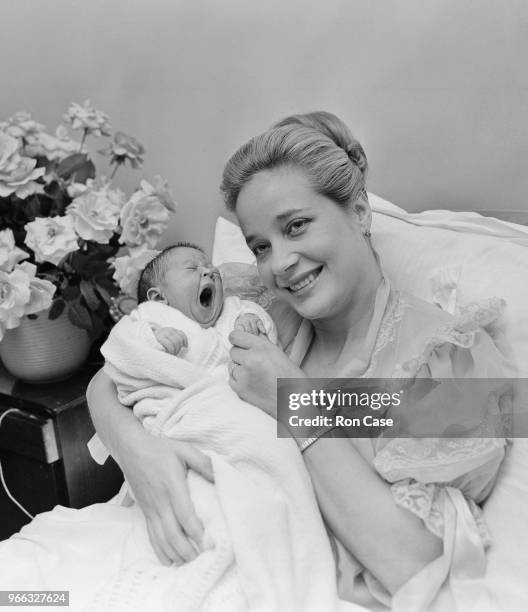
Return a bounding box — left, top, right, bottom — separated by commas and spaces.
86, 369, 214, 566
228, 329, 305, 418
121, 434, 214, 566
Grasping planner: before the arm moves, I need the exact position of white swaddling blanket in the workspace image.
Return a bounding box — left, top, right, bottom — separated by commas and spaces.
97, 303, 348, 611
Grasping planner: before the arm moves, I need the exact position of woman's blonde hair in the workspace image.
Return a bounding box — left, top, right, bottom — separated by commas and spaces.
221, 111, 368, 211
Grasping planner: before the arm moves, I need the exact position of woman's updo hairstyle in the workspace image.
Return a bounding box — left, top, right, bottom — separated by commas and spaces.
221, 111, 368, 212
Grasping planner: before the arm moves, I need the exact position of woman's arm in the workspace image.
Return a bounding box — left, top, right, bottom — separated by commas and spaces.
302, 435, 442, 594
228, 331, 442, 593
86, 369, 214, 565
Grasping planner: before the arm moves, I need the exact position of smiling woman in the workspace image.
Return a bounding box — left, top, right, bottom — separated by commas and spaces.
218, 111, 516, 610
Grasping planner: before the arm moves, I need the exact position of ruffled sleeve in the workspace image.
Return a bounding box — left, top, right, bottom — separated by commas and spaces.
369, 298, 515, 611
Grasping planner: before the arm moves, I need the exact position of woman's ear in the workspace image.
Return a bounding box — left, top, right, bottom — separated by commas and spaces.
146, 287, 167, 303
352, 192, 372, 234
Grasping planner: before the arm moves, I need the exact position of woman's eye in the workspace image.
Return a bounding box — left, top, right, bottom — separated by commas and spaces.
287, 218, 310, 236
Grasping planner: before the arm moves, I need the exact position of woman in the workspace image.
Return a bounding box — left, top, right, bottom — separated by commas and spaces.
88, 111, 513, 610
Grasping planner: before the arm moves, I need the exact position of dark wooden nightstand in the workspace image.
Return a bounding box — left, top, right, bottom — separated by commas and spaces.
0, 362, 123, 540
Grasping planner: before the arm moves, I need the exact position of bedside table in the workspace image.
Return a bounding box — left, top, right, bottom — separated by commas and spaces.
0, 363, 123, 540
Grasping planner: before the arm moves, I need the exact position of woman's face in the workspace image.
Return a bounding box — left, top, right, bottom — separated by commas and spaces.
235, 167, 372, 322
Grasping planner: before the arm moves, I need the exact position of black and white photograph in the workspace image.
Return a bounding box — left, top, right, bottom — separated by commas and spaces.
0, 1, 527, 610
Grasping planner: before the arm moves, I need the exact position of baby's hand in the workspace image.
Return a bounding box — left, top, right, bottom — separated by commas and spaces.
151, 325, 188, 355
234, 313, 267, 337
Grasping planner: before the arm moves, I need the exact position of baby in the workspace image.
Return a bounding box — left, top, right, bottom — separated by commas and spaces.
105, 242, 277, 381
94, 246, 338, 611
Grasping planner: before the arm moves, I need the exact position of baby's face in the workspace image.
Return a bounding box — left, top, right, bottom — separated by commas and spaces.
159, 247, 224, 327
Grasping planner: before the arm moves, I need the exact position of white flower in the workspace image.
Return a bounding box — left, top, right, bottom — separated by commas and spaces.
63, 100, 111, 137
101, 131, 145, 168
0, 265, 32, 340
0, 228, 28, 272
18, 262, 56, 316
112, 248, 160, 297
67, 178, 95, 199
64, 100, 111, 136
67, 188, 121, 243
99, 181, 126, 211
119, 189, 169, 249
24, 125, 80, 161
24, 216, 79, 266
0, 131, 45, 198
0, 111, 46, 142
140, 176, 178, 212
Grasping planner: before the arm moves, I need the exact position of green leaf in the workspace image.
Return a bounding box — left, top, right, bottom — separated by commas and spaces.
95, 274, 119, 295
56, 154, 87, 178
62, 285, 80, 301
80, 280, 101, 310
83, 260, 108, 277
48, 298, 65, 320
25, 195, 41, 219
87, 314, 105, 342
94, 283, 114, 307
73, 158, 96, 183
56, 154, 96, 182
68, 302, 93, 331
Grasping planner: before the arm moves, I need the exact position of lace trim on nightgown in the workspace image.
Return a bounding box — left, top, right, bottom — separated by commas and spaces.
374, 437, 505, 482
391, 479, 492, 547
393, 297, 507, 379
362, 290, 405, 378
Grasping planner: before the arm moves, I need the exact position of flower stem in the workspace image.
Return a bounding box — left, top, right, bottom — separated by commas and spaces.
79, 129, 87, 152
110, 163, 119, 180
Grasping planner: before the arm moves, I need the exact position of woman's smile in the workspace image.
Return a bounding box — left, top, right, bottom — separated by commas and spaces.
281, 266, 323, 294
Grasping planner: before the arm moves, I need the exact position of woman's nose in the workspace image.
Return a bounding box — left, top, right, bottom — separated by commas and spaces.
270, 246, 298, 277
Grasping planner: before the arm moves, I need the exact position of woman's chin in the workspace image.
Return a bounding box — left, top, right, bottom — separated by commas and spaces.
287, 295, 332, 321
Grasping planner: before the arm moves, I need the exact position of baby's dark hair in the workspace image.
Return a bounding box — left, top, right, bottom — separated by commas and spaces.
137, 242, 206, 303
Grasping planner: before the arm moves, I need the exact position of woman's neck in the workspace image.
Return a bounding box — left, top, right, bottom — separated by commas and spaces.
310, 265, 384, 364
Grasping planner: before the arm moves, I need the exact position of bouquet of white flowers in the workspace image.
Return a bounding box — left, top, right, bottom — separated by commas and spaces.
0, 101, 175, 342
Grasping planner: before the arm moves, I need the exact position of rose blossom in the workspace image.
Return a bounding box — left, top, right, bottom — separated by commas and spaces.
119, 189, 169, 249
63, 100, 111, 137
112, 248, 160, 297
99, 181, 126, 210
24, 125, 80, 161
0, 111, 46, 142
0, 229, 28, 272
68, 178, 125, 206
66, 178, 95, 199
67, 188, 121, 243
102, 131, 145, 169
0, 265, 31, 340
140, 176, 178, 212
0, 131, 45, 198
24, 216, 79, 266
18, 261, 56, 316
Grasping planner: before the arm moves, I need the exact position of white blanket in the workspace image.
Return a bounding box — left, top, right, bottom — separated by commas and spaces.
0, 313, 363, 612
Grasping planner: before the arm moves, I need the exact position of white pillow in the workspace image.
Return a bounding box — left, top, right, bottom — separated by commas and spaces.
213, 216, 256, 266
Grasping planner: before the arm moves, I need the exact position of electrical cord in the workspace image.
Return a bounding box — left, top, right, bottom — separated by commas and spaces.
0, 408, 35, 520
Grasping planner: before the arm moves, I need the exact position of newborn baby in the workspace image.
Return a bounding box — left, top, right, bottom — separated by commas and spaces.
105, 242, 277, 383
94, 244, 339, 612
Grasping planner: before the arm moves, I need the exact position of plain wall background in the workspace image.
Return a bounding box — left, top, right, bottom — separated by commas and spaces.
2, 0, 527, 251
